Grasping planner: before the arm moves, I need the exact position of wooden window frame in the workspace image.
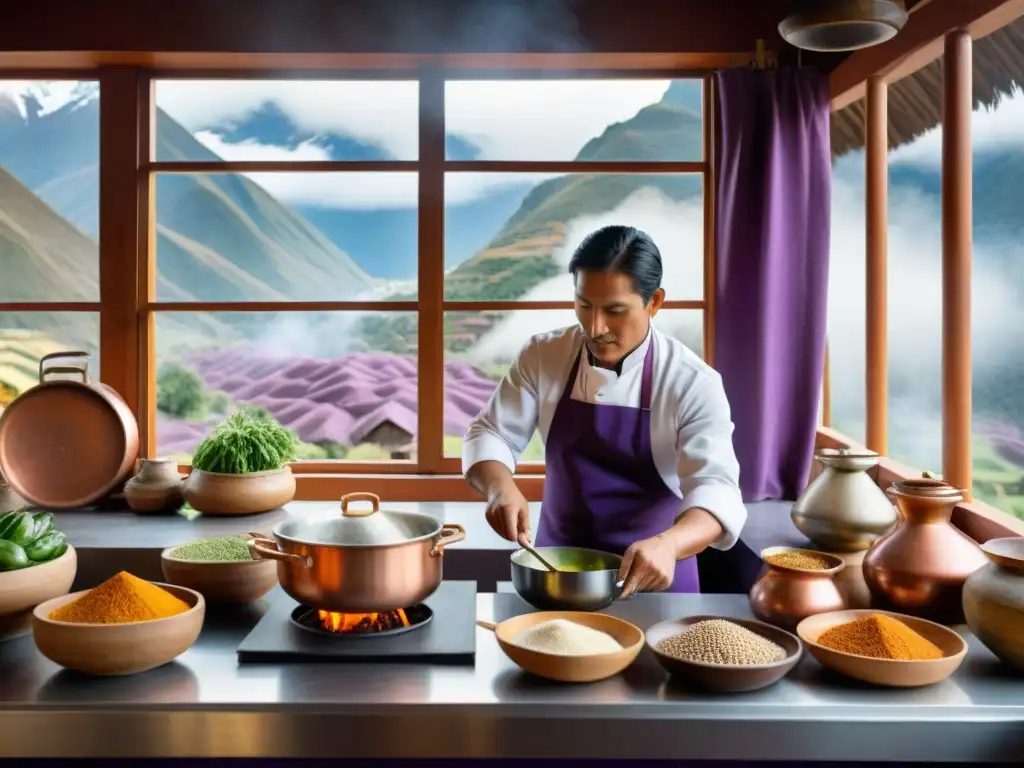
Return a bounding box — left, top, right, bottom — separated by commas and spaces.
103, 68, 715, 500
822, 3, 1024, 535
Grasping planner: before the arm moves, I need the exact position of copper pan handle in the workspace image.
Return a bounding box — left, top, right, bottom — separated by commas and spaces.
39, 351, 90, 383
248, 537, 312, 567
341, 492, 380, 518
430, 523, 466, 558
476, 620, 498, 632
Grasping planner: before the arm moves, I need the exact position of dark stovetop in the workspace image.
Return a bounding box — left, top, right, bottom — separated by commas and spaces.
236, 580, 477, 665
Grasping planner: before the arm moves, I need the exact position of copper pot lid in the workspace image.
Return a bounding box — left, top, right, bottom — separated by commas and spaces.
888, 478, 966, 499
274, 492, 443, 547
816, 447, 880, 471
0, 382, 130, 508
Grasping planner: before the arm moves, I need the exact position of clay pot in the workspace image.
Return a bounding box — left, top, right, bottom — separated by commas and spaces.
0, 545, 77, 641
0, 478, 25, 514
748, 547, 847, 631
791, 449, 897, 551
182, 467, 296, 516
863, 479, 988, 624
124, 458, 184, 513
963, 537, 1024, 671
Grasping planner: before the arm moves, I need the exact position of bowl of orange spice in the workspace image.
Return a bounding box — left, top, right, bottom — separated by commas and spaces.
32, 571, 205, 676
796, 609, 967, 687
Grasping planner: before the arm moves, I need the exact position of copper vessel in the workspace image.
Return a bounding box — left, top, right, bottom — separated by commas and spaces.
748, 546, 847, 631
0, 351, 139, 509
863, 478, 987, 624
249, 492, 466, 613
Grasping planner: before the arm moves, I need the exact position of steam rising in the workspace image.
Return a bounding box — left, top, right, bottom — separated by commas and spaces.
466, 187, 705, 363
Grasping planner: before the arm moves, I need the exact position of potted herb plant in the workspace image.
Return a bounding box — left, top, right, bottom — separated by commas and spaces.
181, 406, 298, 515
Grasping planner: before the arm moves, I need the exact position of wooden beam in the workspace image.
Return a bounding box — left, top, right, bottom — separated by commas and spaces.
830, 0, 1024, 110
417, 72, 445, 473
702, 75, 717, 368
98, 67, 143, 414
941, 29, 973, 497
0, 51, 756, 72
0, 0, 781, 60
137, 75, 156, 459
865, 76, 888, 455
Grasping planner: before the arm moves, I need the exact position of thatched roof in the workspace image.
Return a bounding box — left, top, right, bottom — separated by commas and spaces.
831, 15, 1024, 157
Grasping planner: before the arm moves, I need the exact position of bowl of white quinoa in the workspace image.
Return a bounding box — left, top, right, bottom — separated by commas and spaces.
645, 614, 803, 692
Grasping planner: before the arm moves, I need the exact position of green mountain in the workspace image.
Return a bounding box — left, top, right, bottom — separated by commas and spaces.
0, 91, 373, 310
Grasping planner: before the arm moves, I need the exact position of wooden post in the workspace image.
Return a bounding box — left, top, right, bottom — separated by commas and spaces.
942, 29, 973, 496
865, 75, 888, 455
98, 67, 143, 416
417, 72, 445, 472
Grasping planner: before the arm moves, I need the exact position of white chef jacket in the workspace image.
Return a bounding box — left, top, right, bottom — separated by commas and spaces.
462, 324, 747, 550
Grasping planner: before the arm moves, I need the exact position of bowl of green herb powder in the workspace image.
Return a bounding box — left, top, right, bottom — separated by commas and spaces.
161, 533, 278, 604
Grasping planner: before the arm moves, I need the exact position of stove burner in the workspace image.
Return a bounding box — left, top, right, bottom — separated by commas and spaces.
290, 604, 433, 639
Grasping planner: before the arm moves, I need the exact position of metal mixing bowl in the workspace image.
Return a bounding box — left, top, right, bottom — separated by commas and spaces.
510, 546, 629, 611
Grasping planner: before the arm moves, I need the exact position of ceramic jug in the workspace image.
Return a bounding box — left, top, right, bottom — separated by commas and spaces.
863, 478, 988, 624
963, 537, 1024, 670
791, 448, 897, 551
124, 458, 184, 513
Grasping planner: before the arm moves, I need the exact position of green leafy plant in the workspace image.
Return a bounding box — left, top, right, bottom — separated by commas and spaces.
157, 362, 207, 419
191, 407, 299, 474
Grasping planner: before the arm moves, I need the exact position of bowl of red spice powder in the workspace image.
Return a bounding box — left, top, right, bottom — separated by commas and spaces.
31, 570, 205, 676
796, 609, 967, 687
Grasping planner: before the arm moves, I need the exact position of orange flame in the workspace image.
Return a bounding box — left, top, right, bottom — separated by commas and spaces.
317, 608, 411, 634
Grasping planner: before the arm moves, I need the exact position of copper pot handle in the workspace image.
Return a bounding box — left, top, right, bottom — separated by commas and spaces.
430, 523, 466, 558
39, 350, 91, 384
341, 492, 380, 518
248, 537, 312, 567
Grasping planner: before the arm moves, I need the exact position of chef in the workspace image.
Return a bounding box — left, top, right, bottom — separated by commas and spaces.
462, 225, 746, 596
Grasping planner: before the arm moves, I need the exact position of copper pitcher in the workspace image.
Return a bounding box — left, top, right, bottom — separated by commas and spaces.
748, 547, 847, 631
862, 478, 987, 624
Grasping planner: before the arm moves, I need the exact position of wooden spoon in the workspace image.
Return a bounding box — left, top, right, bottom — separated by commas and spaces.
517, 533, 559, 572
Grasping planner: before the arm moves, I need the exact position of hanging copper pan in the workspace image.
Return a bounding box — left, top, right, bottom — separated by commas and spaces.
0, 351, 139, 509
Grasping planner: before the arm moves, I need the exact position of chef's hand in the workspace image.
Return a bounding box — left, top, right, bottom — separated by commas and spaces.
484, 480, 531, 543
617, 534, 677, 598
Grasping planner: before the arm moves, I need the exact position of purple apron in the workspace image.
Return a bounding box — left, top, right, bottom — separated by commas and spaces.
534, 340, 700, 593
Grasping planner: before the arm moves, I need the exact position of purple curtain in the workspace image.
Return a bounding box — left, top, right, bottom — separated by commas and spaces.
714, 67, 831, 501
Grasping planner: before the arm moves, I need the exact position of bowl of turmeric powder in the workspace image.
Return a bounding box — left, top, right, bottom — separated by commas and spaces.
796, 609, 967, 687
31, 571, 205, 676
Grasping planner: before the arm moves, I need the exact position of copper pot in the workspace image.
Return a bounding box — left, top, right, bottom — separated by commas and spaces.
748, 546, 847, 631
863, 478, 988, 624
0, 351, 139, 508
248, 492, 466, 613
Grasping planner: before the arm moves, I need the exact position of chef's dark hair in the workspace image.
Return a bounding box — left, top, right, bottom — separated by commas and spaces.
567, 225, 663, 304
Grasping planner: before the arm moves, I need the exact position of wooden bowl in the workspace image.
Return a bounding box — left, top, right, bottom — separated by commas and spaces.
32, 582, 205, 676
479, 610, 644, 683
161, 535, 278, 603
796, 609, 968, 687
646, 614, 803, 693
0, 545, 77, 641
181, 467, 295, 516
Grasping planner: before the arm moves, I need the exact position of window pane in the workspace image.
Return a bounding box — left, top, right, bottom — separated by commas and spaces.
885, 57, 943, 475
154, 172, 418, 301
443, 309, 703, 459
0, 313, 100, 407
969, 27, 1024, 519
154, 80, 419, 162
154, 312, 417, 462
445, 80, 702, 161
828, 98, 867, 446
0, 80, 99, 301
443, 173, 703, 301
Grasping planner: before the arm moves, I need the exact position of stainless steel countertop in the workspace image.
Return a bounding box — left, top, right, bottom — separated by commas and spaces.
0, 590, 1021, 761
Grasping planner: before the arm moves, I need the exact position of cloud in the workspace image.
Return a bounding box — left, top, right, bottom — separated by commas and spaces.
827, 159, 1024, 471
158, 79, 674, 207
466, 186, 705, 364
890, 86, 1024, 167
